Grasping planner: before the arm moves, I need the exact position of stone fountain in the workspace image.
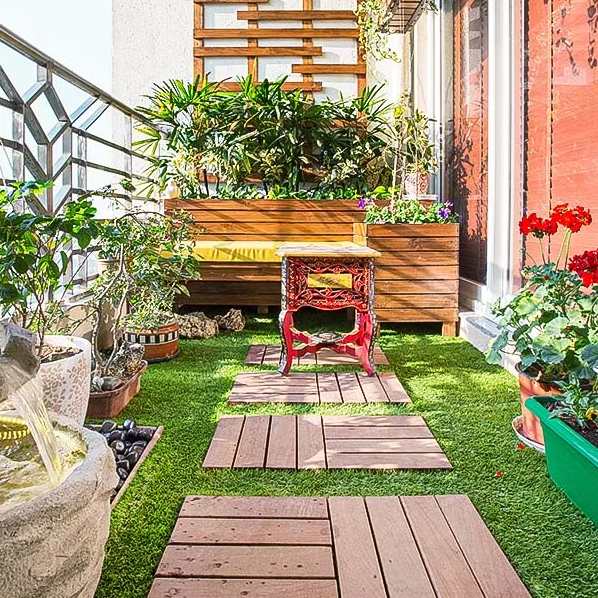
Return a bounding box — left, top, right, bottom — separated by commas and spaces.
0, 322, 118, 598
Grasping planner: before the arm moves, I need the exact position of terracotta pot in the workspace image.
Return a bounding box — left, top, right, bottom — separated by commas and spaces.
38, 335, 92, 425
86, 361, 148, 419
404, 172, 429, 195
516, 363, 561, 446
123, 322, 179, 363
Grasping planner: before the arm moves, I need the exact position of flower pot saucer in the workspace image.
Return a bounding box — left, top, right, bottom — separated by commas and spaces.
512, 415, 545, 453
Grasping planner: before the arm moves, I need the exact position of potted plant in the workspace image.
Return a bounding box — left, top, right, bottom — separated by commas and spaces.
393, 100, 438, 197
354, 191, 459, 335
526, 377, 598, 525
119, 210, 200, 362
0, 181, 102, 424
487, 204, 598, 447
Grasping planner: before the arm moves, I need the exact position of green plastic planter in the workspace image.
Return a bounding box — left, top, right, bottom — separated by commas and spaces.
526, 397, 598, 526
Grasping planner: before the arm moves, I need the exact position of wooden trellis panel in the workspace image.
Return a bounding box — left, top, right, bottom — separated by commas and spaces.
193, 0, 366, 95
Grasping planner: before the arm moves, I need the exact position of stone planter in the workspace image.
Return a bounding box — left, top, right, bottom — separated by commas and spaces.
124, 321, 179, 363
353, 222, 459, 336
0, 419, 117, 598
39, 335, 92, 426
86, 361, 148, 419
526, 396, 598, 526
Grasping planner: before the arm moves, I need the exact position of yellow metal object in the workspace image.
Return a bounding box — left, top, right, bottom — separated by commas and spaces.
307, 273, 353, 289
0, 415, 31, 448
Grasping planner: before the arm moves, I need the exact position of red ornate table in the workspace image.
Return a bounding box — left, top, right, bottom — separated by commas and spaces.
276, 243, 381, 376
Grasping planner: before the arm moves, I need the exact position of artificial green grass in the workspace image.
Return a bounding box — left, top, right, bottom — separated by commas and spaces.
95, 312, 598, 598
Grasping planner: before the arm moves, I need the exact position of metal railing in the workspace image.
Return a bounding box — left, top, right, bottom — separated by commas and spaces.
0, 23, 159, 285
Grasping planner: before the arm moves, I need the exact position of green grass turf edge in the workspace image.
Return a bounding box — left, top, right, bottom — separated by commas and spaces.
94, 314, 598, 598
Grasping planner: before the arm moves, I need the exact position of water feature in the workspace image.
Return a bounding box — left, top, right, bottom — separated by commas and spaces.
0, 321, 118, 598
0, 322, 84, 511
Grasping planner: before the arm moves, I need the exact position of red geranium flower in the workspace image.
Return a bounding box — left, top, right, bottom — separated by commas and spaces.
551, 203, 592, 233
569, 249, 598, 287
519, 213, 558, 238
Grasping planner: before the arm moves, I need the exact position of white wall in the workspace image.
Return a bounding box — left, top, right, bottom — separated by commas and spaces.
111, 0, 194, 107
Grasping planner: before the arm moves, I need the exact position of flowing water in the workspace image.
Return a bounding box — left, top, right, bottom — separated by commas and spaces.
3, 362, 63, 486
0, 361, 85, 512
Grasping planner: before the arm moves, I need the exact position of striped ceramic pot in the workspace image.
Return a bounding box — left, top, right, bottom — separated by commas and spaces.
123, 321, 179, 363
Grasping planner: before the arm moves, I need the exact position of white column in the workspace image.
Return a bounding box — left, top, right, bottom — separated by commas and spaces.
484, 0, 515, 308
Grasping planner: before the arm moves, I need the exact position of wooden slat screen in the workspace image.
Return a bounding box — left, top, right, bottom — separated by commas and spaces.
193, 0, 365, 95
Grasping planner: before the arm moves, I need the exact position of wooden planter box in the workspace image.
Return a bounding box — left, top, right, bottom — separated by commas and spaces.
353, 222, 459, 336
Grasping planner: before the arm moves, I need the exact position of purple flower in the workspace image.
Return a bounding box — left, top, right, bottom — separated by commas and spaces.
438, 207, 451, 220
357, 197, 374, 210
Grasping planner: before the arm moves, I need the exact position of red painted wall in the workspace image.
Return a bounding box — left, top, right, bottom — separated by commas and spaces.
522, 0, 598, 268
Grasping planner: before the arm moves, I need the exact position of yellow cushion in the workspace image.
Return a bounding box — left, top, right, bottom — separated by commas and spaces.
189, 240, 357, 263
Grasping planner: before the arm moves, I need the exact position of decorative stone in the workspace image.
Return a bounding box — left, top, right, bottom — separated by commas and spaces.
173, 312, 219, 339
105, 341, 145, 378
215, 308, 245, 332
0, 321, 40, 380
0, 417, 117, 598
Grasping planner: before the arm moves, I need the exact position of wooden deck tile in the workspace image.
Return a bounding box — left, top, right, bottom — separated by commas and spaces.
228, 371, 411, 404
203, 415, 450, 470
244, 343, 389, 366
150, 495, 531, 598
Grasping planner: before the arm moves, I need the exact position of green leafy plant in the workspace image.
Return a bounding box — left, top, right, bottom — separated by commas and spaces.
0, 181, 102, 351
359, 189, 457, 224
487, 204, 598, 383
548, 379, 598, 432
135, 77, 394, 198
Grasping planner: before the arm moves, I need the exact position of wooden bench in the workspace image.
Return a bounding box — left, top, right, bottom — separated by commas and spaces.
167, 199, 364, 311
166, 198, 459, 335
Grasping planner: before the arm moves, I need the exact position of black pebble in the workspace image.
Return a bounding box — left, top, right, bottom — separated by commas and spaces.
137, 428, 153, 442
116, 459, 130, 472
108, 430, 125, 443
110, 440, 126, 453
131, 440, 147, 451
117, 467, 128, 480
123, 419, 136, 430
125, 428, 139, 441
100, 420, 117, 434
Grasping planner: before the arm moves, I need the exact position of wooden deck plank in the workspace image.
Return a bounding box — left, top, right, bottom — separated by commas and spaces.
229, 392, 321, 403
323, 415, 426, 427
157, 545, 335, 578
401, 496, 485, 598
336, 372, 366, 403
234, 416, 270, 468
327, 452, 452, 470
316, 372, 343, 403
244, 344, 266, 365
377, 372, 411, 403
297, 415, 326, 469
244, 344, 388, 366
437, 495, 532, 598
328, 497, 386, 598
266, 416, 297, 469
325, 438, 443, 454
180, 496, 329, 519
203, 416, 244, 468
324, 425, 434, 439
155, 495, 530, 598
170, 517, 331, 546
365, 497, 436, 598
357, 373, 390, 403
148, 578, 339, 598
203, 416, 450, 471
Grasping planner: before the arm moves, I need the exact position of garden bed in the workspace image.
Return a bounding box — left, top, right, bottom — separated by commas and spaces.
86, 421, 163, 507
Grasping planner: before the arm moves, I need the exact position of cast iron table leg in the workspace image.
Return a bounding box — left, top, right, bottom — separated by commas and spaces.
278, 309, 295, 375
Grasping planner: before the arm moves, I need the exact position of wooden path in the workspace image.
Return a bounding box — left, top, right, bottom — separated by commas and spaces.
245, 344, 389, 366
203, 415, 451, 470
228, 371, 410, 404
148, 495, 531, 598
